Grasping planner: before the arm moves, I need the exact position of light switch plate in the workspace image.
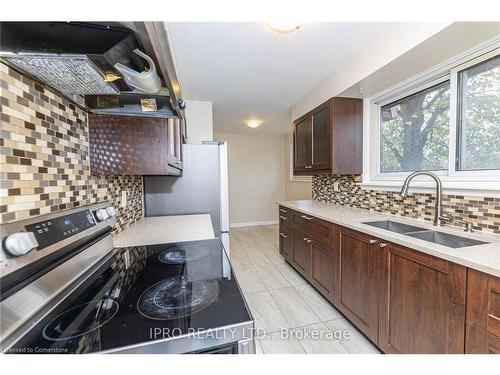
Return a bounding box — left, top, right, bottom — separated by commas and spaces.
121, 190, 127, 208
124, 249, 131, 270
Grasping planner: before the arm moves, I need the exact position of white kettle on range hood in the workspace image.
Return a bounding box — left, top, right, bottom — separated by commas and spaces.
114, 49, 162, 94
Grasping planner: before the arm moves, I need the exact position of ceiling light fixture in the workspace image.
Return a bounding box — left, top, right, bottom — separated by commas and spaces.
266, 21, 303, 34
245, 120, 262, 128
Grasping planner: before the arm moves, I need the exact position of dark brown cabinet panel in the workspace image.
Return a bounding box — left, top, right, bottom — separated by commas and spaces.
331, 97, 363, 174
466, 269, 500, 336
89, 114, 182, 175
291, 230, 311, 277
279, 206, 291, 227
291, 211, 333, 247
310, 237, 337, 300
466, 323, 500, 354
335, 228, 379, 343
310, 102, 331, 170
465, 269, 500, 353
378, 243, 466, 353
293, 97, 362, 176
279, 231, 292, 261
293, 116, 310, 172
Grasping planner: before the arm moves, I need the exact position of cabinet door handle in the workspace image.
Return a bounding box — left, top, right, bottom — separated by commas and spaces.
301, 215, 314, 221
280, 216, 288, 220
379, 243, 388, 248
279, 233, 288, 238
303, 237, 313, 243
279, 208, 288, 213
369, 239, 378, 244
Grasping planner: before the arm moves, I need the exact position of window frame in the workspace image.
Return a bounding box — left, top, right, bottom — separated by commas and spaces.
362, 42, 500, 197
448, 48, 500, 179
377, 76, 451, 176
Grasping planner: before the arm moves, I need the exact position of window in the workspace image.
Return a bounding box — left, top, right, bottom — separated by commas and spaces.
456, 55, 500, 171
380, 81, 450, 173
363, 45, 500, 194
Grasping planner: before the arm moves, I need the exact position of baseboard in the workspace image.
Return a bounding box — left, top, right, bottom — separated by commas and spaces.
230, 220, 278, 228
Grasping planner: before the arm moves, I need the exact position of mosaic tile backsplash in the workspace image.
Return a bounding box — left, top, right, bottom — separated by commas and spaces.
313, 174, 500, 234
0, 62, 143, 233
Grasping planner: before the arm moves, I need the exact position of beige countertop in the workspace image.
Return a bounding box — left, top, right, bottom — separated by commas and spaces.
277, 200, 500, 278
113, 214, 215, 248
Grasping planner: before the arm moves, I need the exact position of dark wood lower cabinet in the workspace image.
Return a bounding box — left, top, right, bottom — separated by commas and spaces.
310, 238, 336, 300
277, 206, 498, 354
291, 230, 310, 277
278, 231, 291, 261
378, 243, 466, 353
465, 269, 500, 353
335, 228, 379, 343
466, 323, 500, 354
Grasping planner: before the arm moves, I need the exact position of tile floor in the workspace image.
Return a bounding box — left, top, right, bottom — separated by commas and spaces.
230, 225, 380, 354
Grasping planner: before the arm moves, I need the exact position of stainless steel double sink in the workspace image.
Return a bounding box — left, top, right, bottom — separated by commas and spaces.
362, 220, 489, 248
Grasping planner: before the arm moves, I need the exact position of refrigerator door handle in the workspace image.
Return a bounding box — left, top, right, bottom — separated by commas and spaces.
219, 142, 230, 234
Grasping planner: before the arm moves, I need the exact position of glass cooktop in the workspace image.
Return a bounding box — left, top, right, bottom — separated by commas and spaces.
7, 239, 251, 354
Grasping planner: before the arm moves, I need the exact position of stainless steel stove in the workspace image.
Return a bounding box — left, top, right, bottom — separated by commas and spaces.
0, 203, 254, 354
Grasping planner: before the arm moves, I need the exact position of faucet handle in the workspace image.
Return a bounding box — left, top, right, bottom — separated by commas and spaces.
463, 222, 474, 233
444, 213, 474, 233
440, 212, 454, 222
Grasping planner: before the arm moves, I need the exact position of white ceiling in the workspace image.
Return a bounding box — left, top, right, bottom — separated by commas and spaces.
167, 22, 391, 134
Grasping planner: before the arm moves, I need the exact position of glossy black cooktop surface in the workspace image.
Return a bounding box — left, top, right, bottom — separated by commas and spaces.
9, 239, 251, 354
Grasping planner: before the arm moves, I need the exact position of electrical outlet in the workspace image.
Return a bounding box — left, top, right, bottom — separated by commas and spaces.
333, 181, 340, 192
124, 249, 131, 270
121, 190, 127, 208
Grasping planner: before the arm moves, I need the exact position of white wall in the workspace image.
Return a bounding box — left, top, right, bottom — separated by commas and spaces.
214, 132, 286, 226
291, 22, 451, 121
185, 100, 214, 143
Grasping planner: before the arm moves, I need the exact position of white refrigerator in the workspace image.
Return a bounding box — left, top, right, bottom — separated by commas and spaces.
143, 142, 230, 255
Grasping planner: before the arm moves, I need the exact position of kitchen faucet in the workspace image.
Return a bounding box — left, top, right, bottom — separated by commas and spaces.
399, 171, 452, 227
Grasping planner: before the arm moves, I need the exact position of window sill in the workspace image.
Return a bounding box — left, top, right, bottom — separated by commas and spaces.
359, 180, 500, 198
290, 176, 313, 183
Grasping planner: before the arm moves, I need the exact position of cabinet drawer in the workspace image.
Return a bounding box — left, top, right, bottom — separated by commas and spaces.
291, 212, 333, 246
466, 323, 500, 354
278, 229, 292, 261
278, 206, 291, 227
467, 269, 500, 337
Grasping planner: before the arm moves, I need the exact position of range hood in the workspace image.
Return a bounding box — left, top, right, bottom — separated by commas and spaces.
0, 22, 148, 95
0, 22, 179, 118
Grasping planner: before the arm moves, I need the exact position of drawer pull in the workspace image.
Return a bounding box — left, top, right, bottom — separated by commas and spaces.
303, 237, 313, 243
369, 239, 378, 244
279, 208, 288, 213
279, 216, 288, 220
305, 166, 312, 169
279, 233, 288, 238
301, 215, 314, 221
379, 243, 388, 248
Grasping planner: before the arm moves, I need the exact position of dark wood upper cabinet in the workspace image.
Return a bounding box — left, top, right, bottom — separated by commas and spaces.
335, 227, 380, 343
331, 97, 363, 174
293, 97, 362, 175
293, 116, 310, 172
310, 102, 331, 171
378, 243, 466, 353
89, 114, 183, 176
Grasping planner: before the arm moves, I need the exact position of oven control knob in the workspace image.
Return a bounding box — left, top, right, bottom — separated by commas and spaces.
96, 208, 110, 222
3, 232, 39, 257
106, 206, 117, 217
